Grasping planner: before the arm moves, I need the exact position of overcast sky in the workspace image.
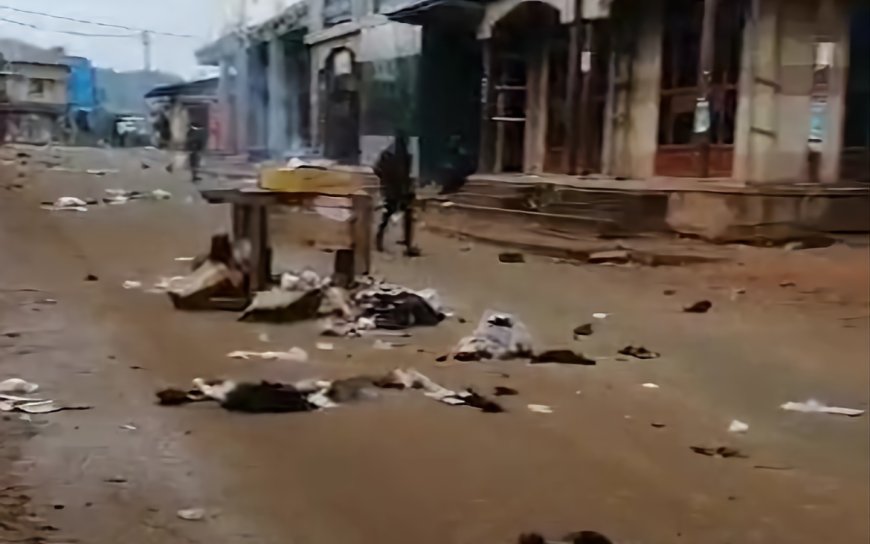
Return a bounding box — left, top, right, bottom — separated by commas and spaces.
0, 0, 222, 77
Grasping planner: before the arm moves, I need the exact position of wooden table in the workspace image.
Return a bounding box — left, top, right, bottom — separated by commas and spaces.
200, 185, 373, 294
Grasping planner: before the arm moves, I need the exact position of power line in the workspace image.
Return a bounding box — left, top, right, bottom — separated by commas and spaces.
0, 4, 198, 38
0, 15, 137, 37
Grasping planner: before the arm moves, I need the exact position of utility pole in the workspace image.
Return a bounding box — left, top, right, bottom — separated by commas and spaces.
141, 31, 152, 72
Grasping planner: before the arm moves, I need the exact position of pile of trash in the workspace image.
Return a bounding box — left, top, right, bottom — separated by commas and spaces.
156, 367, 506, 414
240, 272, 448, 336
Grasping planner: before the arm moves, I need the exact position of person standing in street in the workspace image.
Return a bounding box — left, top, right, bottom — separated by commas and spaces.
186, 122, 206, 182
374, 129, 420, 256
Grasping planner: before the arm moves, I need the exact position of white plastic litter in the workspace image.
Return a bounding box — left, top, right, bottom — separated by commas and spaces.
176, 508, 206, 521
527, 404, 554, 414
316, 342, 335, 351
728, 419, 749, 433
641, 383, 660, 389
0, 378, 39, 394
593, 313, 609, 320
122, 280, 142, 290
373, 339, 395, 350
227, 347, 309, 363
174, 256, 195, 262
781, 399, 865, 417
45, 196, 87, 212
150, 188, 172, 200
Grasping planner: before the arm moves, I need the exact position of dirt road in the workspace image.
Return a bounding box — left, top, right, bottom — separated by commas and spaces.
1, 145, 868, 544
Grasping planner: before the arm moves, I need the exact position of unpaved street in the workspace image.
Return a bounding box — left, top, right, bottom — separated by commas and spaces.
1, 145, 868, 544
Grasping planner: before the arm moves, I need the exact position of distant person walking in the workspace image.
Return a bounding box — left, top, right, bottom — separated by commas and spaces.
186, 122, 206, 182
374, 130, 420, 256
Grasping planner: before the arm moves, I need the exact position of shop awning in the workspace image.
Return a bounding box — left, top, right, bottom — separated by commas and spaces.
385, 0, 485, 26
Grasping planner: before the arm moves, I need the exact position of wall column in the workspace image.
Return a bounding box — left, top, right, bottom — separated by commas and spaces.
610, 0, 662, 179
217, 57, 232, 153
267, 38, 289, 158
523, 36, 550, 173
733, 0, 816, 184
286, 49, 302, 151
234, 40, 249, 154
816, 0, 850, 184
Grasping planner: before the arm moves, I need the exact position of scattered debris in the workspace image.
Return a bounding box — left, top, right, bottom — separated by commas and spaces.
592, 313, 608, 320
530, 350, 596, 366
43, 196, 87, 212
650, 422, 667, 429
730, 287, 747, 301
315, 342, 335, 351
174, 256, 195, 262
122, 280, 142, 290
728, 419, 749, 433
663, 289, 677, 296
618, 346, 660, 360
753, 464, 794, 471
572, 323, 594, 338
168, 234, 249, 311
141, 162, 151, 169
84, 274, 99, 282
103, 477, 128, 484
85, 169, 118, 176
279, 269, 323, 292
690, 446, 747, 459
587, 250, 631, 265
684, 300, 713, 313
641, 383, 660, 389
227, 347, 309, 363
150, 188, 172, 200
518, 530, 613, 544
373, 339, 396, 350
780, 399, 864, 417
453, 311, 533, 361
779, 280, 796, 288
494, 386, 518, 396
159, 368, 505, 414
176, 508, 206, 521
258, 332, 270, 343
498, 252, 526, 263
241, 288, 324, 323
0, 378, 39, 394
120, 424, 138, 431
527, 404, 553, 414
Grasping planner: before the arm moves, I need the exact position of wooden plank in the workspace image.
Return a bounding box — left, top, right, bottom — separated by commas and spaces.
351, 192, 372, 276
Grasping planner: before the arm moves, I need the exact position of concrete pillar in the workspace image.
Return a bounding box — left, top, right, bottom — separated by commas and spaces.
217, 57, 232, 153
816, 0, 850, 184
287, 49, 302, 151
234, 41, 249, 154
249, 47, 268, 153
610, 0, 662, 179
267, 38, 288, 158
733, 0, 817, 184
523, 37, 550, 174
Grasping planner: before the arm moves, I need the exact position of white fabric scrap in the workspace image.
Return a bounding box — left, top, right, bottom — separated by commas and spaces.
781, 399, 864, 417
227, 347, 309, 363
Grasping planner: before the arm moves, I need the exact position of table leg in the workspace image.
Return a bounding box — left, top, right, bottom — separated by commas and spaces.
248, 205, 271, 293
351, 193, 373, 276
231, 203, 251, 240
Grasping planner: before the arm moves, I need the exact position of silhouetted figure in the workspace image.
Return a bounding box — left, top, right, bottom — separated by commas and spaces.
374, 130, 419, 256
439, 134, 475, 194
186, 123, 206, 182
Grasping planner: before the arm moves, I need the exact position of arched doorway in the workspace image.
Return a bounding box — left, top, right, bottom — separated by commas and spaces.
321, 48, 360, 164
486, 1, 565, 173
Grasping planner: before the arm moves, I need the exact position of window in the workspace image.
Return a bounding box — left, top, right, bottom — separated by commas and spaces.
28, 78, 46, 97
323, 0, 351, 26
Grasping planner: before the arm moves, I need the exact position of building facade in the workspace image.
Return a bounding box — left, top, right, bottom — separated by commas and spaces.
393, 0, 869, 184
199, 0, 869, 185
0, 60, 70, 144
